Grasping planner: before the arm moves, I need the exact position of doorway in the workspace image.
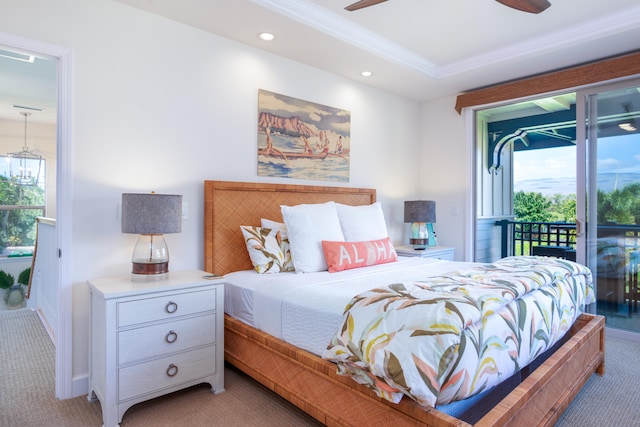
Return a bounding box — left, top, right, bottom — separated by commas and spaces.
474, 92, 578, 263
0, 50, 55, 317
475, 78, 640, 333
0, 33, 73, 399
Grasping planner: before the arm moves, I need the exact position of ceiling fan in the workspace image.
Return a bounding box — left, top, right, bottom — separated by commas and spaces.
345, 0, 551, 14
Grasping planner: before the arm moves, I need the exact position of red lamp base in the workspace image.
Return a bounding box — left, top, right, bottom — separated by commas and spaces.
132, 261, 169, 275
409, 238, 428, 246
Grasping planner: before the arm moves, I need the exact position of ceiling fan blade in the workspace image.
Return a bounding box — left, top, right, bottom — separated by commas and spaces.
345, 0, 388, 12
496, 0, 551, 14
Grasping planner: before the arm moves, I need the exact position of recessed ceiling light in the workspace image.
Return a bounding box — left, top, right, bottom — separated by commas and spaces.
361, 71, 373, 77
259, 32, 275, 41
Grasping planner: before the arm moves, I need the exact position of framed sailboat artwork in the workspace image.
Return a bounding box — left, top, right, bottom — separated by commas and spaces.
257, 89, 350, 182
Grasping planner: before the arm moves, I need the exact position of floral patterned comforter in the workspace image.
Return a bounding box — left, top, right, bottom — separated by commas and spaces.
323, 256, 594, 407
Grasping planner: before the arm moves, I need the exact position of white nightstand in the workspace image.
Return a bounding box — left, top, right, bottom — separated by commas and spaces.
395, 245, 455, 261
87, 270, 225, 427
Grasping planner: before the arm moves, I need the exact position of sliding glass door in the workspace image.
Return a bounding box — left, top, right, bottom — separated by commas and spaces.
577, 79, 640, 331
475, 77, 640, 332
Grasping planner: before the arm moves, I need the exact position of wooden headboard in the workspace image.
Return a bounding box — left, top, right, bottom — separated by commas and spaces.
204, 180, 376, 275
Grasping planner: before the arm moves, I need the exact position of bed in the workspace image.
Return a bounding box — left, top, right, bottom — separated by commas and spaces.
204, 180, 605, 427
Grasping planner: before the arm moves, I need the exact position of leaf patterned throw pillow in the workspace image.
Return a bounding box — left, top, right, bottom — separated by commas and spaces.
240, 226, 291, 274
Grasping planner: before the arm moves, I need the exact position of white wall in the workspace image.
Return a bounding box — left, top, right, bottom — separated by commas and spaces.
0, 0, 425, 394
419, 96, 469, 260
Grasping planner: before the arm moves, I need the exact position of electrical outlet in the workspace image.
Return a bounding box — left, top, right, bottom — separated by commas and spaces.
182, 202, 188, 220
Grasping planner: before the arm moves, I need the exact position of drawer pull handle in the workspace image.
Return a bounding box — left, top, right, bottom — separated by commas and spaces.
165, 301, 178, 314
166, 363, 179, 377
165, 330, 178, 344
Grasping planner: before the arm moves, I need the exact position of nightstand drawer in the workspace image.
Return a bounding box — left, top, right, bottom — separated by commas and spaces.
118, 313, 217, 365
118, 344, 217, 401
118, 288, 217, 327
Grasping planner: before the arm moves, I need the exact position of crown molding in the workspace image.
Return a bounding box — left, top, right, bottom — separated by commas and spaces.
440, 4, 640, 78
252, 0, 439, 77
252, 1, 640, 81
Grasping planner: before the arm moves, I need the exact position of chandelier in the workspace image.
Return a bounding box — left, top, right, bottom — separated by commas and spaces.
7, 112, 43, 186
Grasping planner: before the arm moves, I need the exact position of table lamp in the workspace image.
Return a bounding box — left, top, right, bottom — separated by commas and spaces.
404, 200, 436, 248
121, 192, 182, 278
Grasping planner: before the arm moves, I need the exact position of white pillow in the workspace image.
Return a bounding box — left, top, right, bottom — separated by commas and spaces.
281, 201, 345, 273
336, 202, 388, 241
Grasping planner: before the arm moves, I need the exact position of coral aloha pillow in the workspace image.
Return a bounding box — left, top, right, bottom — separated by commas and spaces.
240, 226, 291, 274
336, 202, 389, 241
281, 201, 345, 273
260, 218, 294, 272
322, 237, 398, 273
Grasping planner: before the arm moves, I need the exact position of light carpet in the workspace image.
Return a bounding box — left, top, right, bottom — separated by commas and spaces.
1, 309, 638, 426
0, 309, 320, 427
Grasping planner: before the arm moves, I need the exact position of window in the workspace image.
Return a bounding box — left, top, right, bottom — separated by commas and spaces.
0, 155, 45, 254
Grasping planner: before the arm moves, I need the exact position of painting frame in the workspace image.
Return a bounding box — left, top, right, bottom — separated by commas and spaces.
257, 89, 351, 182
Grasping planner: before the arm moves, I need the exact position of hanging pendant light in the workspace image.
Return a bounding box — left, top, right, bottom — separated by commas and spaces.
7, 112, 43, 186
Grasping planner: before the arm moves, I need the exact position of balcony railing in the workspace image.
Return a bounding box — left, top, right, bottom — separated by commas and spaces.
495, 220, 640, 258
494, 220, 576, 258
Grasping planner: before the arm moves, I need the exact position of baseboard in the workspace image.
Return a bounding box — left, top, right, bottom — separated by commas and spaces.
34, 308, 56, 344
72, 373, 89, 399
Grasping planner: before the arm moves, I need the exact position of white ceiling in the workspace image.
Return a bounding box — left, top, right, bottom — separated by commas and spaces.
114, 0, 640, 102
2, 0, 640, 125
0, 49, 57, 124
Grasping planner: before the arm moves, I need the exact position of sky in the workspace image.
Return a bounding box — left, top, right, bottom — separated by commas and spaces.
513, 133, 640, 184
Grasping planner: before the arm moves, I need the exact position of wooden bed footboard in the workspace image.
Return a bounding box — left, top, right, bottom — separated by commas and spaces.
224, 313, 605, 427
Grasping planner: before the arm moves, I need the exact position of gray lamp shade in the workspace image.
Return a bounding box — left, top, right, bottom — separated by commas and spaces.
404, 200, 436, 223
122, 193, 183, 235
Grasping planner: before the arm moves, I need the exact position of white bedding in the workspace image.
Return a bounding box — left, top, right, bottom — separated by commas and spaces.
224, 256, 476, 356
223, 255, 594, 418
